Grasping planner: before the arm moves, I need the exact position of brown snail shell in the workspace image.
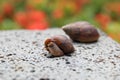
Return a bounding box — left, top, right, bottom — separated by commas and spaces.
62, 21, 100, 42
44, 35, 75, 57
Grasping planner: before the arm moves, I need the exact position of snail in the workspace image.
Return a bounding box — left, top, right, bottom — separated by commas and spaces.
44, 35, 75, 57
62, 21, 100, 42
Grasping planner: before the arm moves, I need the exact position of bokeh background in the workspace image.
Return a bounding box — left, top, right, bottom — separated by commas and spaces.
0, 0, 120, 42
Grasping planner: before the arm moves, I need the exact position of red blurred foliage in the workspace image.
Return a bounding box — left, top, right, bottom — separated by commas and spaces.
95, 14, 111, 30
26, 10, 49, 30
2, 3, 14, 18
75, 0, 90, 12
27, 10, 47, 22
14, 12, 28, 28
0, 15, 3, 23
52, 9, 64, 19
26, 22, 49, 30
14, 10, 49, 30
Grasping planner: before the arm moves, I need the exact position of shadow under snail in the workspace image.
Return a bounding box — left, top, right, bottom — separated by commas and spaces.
44, 35, 75, 57
62, 21, 100, 42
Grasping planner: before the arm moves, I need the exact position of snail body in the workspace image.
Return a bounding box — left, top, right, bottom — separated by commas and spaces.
45, 35, 75, 57
62, 21, 100, 42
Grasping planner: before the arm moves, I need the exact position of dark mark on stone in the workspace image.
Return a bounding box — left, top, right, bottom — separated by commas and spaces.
111, 61, 116, 66
62, 57, 65, 60
65, 54, 72, 57
21, 48, 24, 49
13, 53, 16, 55
86, 68, 93, 71
116, 48, 120, 51
13, 78, 16, 80
87, 47, 92, 49
30, 69, 35, 73
35, 44, 39, 46
44, 54, 47, 56
76, 72, 80, 74
39, 78, 50, 80
25, 41, 29, 43
10, 59, 14, 61
114, 55, 120, 59
1, 60, 5, 63
22, 40, 25, 42
0, 72, 3, 75
0, 56, 4, 58
36, 32, 41, 35
56, 58, 58, 60
83, 57, 92, 61
92, 54, 95, 56
47, 55, 55, 58
22, 59, 25, 61
57, 63, 60, 65
65, 59, 69, 62
6, 54, 12, 56
66, 61, 70, 64
32, 41, 37, 44
31, 52, 34, 54
26, 46, 29, 47
83, 57, 88, 60
72, 69, 76, 71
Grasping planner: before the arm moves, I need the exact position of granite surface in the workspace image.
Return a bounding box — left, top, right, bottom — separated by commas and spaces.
0, 28, 120, 80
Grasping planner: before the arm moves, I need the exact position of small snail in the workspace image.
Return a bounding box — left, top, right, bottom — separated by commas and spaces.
44, 35, 75, 57
62, 21, 100, 42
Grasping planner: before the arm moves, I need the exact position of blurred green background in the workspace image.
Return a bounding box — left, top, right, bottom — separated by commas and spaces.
0, 0, 120, 42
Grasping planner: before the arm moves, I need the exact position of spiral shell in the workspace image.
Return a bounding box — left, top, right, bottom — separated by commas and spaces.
45, 35, 75, 57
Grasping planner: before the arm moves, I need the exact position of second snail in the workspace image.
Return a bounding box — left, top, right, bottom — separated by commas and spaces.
62, 21, 100, 42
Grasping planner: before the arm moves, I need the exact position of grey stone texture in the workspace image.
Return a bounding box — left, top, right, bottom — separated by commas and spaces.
0, 28, 120, 80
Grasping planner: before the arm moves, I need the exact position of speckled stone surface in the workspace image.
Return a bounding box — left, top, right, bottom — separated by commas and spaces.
0, 28, 120, 80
